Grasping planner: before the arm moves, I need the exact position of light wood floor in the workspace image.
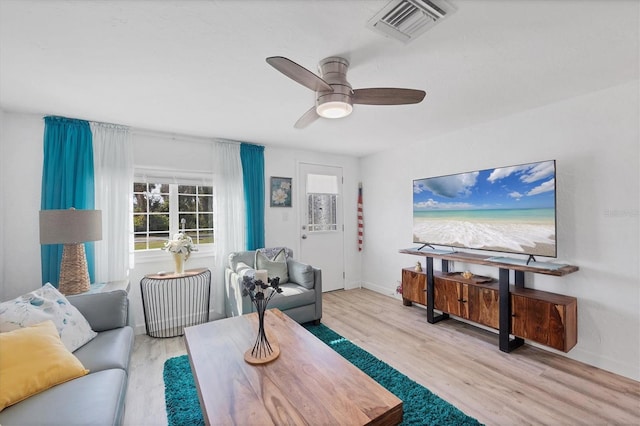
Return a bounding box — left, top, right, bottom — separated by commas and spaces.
124, 288, 640, 425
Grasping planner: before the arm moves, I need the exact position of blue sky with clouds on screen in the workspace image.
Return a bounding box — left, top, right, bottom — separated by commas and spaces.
413, 161, 556, 211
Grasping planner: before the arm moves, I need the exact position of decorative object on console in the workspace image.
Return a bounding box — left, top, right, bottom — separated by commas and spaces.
241, 274, 283, 364
415, 261, 423, 272
39, 208, 102, 295
163, 232, 197, 275
270, 176, 292, 207
450, 271, 494, 284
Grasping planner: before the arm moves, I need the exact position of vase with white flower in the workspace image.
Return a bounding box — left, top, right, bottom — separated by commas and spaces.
162, 232, 197, 274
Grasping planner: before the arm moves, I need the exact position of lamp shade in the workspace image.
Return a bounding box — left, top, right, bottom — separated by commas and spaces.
40, 209, 102, 244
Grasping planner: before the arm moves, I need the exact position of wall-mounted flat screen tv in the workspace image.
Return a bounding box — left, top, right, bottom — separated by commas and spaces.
413, 160, 557, 258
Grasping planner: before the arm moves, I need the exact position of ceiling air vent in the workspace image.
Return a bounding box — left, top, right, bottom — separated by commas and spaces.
367, 0, 457, 43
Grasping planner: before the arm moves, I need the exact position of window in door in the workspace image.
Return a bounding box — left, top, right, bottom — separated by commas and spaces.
306, 173, 339, 232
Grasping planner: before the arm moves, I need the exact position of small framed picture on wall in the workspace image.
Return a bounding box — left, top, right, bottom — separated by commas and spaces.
270, 176, 292, 207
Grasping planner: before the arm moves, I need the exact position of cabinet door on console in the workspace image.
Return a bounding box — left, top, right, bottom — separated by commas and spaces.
511, 294, 577, 352
511, 295, 528, 338
435, 278, 499, 328
434, 277, 462, 317
401, 269, 426, 305
469, 287, 499, 329
511, 295, 550, 344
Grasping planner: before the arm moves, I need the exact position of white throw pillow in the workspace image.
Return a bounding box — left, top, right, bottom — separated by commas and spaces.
0, 283, 97, 352
255, 248, 289, 284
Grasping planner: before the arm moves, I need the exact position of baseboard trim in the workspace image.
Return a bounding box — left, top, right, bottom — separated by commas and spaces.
361, 281, 394, 296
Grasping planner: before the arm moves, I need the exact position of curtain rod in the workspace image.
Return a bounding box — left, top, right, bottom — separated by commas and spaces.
90, 121, 129, 131
135, 165, 211, 175
40, 113, 263, 148
131, 127, 262, 148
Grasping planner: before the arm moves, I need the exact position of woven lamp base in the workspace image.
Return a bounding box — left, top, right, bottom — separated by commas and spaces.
58, 243, 91, 295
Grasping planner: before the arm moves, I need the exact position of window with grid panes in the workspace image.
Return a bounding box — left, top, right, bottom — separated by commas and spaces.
178, 185, 214, 246
133, 182, 214, 251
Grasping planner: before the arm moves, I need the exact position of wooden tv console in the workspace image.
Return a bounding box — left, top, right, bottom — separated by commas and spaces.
399, 249, 579, 353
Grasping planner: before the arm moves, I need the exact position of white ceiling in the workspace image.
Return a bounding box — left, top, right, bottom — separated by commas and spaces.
1, 0, 638, 157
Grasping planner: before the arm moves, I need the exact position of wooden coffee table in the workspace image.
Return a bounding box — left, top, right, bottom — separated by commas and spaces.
184, 308, 403, 425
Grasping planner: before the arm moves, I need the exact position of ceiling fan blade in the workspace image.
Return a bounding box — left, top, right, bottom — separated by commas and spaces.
266, 56, 333, 93
352, 88, 426, 105
294, 106, 320, 129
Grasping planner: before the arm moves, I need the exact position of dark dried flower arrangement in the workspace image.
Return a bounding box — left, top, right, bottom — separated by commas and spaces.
242, 274, 283, 358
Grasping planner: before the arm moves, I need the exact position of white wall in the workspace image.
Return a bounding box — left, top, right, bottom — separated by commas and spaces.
0, 111, 44, 302
359, 81, 640, 380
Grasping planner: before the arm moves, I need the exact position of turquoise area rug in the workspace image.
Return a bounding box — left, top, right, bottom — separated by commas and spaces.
164, 323, 482, 426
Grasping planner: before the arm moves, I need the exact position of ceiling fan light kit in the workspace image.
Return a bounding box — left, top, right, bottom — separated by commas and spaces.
266, 55, 426, 128
315, 57, 353, 119
316, 101, 353, 119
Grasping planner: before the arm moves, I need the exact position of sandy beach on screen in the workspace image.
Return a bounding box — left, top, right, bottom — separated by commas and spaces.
413, 217, 556, 257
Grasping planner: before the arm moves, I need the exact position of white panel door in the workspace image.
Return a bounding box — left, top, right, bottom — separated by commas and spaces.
298, 163, 344, 292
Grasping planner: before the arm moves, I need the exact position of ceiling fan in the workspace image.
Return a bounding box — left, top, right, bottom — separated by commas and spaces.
266, 56, 426, 129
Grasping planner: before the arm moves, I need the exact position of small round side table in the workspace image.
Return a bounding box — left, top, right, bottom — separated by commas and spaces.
140, 268, 211, 338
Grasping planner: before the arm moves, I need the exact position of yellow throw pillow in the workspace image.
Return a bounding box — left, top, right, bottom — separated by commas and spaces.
0, 320, 89, 411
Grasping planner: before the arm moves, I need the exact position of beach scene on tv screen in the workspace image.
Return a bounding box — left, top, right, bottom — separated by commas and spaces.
413, 160, 556, 257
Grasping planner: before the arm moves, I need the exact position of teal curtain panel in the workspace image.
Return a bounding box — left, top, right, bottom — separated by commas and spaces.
41, 116, 95, 286
240, 143, 265, 250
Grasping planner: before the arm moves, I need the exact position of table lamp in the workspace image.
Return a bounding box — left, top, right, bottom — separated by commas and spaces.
40, 208, 102, 295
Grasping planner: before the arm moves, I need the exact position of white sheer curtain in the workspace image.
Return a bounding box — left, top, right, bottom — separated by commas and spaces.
213, 140, 245, 317
91, 122, 134, 283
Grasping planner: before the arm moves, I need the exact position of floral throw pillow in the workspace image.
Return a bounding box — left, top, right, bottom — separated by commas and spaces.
0, 283, 97, 352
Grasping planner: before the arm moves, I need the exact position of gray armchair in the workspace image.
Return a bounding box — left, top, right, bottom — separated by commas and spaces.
224, 247, 322, 324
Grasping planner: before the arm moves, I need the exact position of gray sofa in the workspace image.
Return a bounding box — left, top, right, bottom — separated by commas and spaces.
0, 290, 134, 426
225, 247, 322, 324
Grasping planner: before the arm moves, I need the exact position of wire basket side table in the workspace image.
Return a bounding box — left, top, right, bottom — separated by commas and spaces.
140, 268, 211, 338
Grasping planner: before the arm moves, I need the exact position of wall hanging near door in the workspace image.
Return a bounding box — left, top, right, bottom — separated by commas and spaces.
270, 177, 292, 207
